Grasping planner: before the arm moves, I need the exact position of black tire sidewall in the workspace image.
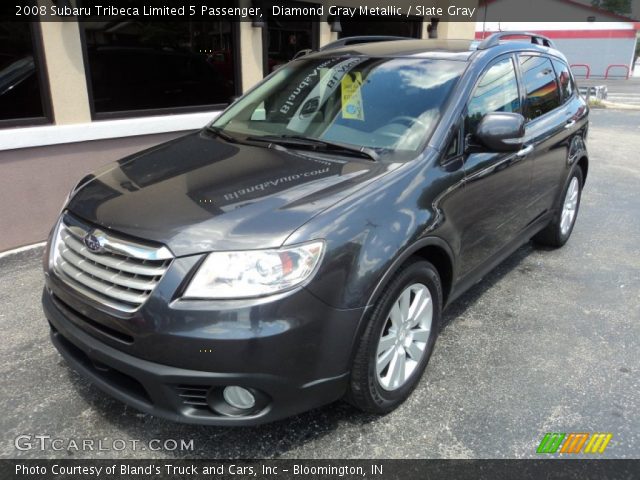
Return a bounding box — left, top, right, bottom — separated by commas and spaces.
557, 167, 584, 244
364, 260, 442, 409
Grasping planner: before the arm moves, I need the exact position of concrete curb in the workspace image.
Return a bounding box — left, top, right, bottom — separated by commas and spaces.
600, 100, 640, 111
0, 242, 46, 260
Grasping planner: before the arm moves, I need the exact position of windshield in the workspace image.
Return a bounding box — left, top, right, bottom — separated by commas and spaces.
212, 55, 466, 156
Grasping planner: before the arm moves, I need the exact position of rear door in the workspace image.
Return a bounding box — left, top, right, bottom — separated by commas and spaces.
456, 55, 533, 279
517, 54, 570, 219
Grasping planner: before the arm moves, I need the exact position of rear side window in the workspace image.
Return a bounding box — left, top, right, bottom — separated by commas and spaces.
519, 55, 560, 120
552, 59, 575, 103
465, 57, 520, 134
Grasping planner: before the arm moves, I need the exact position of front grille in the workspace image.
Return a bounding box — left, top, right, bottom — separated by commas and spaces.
51, 213, 173, 313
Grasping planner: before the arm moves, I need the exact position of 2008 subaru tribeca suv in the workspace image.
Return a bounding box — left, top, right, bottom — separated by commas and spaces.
43, 33, 589, 425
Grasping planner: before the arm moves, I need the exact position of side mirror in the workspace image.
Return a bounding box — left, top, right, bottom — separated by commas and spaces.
474, 112, 525, 152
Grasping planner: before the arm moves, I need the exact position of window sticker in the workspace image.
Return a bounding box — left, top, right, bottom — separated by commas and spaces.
285, 57, 365, 132
341, 72, 364, 121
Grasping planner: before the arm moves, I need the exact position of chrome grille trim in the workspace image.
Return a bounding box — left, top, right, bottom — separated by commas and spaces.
64, 224, 172, 261
51, 214, 173, 313
62, 233, 168, 276
59, 246, 159, 291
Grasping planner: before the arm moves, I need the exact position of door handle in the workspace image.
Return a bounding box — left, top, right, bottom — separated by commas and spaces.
564, 119, 576, 129
516, 145, 534, 157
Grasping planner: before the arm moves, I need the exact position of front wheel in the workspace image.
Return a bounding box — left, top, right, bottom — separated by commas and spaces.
533, 167, 583, 248
346, 260, 442, 413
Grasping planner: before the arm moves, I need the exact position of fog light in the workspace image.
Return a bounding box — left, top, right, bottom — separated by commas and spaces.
223, 386, 256, 410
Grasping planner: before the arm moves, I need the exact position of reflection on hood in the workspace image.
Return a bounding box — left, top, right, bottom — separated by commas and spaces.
66, 130, 388, 255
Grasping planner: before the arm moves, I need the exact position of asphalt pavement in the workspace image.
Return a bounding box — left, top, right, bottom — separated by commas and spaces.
1, 109, 639, 459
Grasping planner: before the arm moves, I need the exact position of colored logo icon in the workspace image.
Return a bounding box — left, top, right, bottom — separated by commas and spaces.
537, 432, 613, 454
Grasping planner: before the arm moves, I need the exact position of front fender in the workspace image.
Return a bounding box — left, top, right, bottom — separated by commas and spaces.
286, 152, 455, 310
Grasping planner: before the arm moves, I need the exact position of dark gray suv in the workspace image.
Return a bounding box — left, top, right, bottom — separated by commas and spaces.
43, 33, 589, 425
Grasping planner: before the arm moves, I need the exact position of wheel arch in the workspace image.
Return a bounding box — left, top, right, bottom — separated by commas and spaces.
348, 236, 455, 365
366, 236, 455, 312
577, 155, 589, 184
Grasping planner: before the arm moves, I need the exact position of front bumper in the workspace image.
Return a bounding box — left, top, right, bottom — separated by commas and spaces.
43, 280, 364, 425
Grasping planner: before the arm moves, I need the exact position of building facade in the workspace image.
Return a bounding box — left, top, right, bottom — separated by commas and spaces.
476, 0, 640, 79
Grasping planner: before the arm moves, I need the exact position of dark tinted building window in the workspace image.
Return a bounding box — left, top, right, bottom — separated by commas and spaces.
0, 23, 49, 126
519, 55, 560, 120
466, 57, 520, 134
552, 59, 574, 103
338, 16, 422, 39
263, 1, 319, 76
264, 19, 316, 75
82, 19, 238, 116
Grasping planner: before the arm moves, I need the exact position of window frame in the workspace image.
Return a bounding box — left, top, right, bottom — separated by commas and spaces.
79, 20, 243, 121
515, 52, 563, 123
462, 53, 523, 140
441, 122, 464, 164
0, 21, 53, 129
550, 57, 577, 105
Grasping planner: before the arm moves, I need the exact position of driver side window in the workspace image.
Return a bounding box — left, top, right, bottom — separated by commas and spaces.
465, 57, 521, 135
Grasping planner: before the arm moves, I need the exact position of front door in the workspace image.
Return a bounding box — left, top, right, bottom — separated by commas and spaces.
456, 55, 534, 279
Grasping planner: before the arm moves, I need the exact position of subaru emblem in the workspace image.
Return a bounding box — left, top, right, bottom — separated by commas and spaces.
83, 232, 103, 253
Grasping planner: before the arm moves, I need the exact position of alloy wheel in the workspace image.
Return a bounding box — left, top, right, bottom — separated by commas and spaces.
376, 283, 433, 391
560, 176, 580, 236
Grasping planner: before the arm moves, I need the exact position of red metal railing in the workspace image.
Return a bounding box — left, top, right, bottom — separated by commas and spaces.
604, 64, 630, 79
570, 64, 591, 79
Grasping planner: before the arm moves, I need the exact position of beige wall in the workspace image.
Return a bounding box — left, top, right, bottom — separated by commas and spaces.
0, 132, 187, 252
238, 2, 264, 93
238, 22, 264, 93
38, 2, 91, 125
436, 22, 477, 40
320, 16, 339, 47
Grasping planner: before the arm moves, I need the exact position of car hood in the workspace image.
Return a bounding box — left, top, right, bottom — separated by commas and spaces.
66, 130, 391, 256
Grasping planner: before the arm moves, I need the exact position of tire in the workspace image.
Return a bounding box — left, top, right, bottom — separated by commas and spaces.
533, 167, 583, 248
347, 259, 442, 413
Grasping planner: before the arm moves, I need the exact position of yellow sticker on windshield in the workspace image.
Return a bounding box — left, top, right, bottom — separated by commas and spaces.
341, 72, 364, 121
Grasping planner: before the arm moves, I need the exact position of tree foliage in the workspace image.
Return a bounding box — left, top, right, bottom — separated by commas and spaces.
591, 0, 632, 15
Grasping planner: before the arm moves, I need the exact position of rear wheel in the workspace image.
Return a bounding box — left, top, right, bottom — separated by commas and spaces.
533, 167, 583, 248
347, 260, 441, 413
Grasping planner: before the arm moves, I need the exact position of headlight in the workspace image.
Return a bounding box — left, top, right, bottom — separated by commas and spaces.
183, 240, 325, 299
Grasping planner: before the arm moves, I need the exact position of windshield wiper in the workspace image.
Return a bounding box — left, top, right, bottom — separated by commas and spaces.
246, 134, 379, 161
207, 126, 239, 143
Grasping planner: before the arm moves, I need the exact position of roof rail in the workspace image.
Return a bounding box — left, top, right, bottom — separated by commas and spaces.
477, 31, 555, 50
319, 36, 409, 52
